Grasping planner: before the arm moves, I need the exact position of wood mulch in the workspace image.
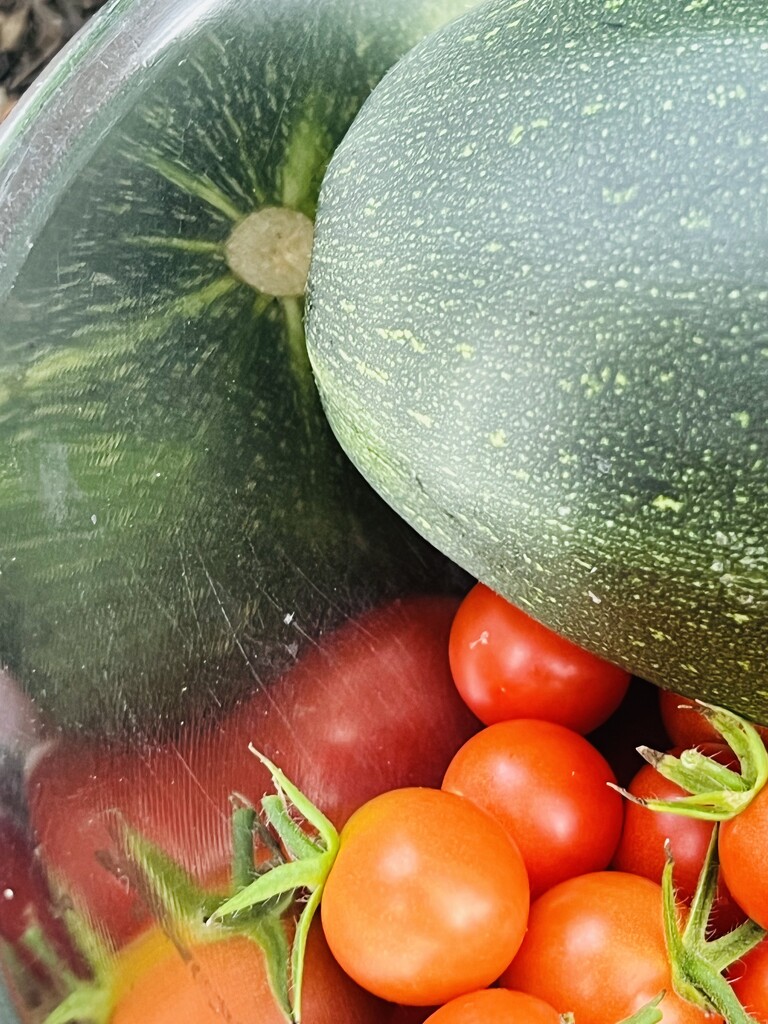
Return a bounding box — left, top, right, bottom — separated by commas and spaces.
1, 0, 108, 121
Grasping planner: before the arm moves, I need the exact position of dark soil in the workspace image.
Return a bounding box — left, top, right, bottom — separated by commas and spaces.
1, 0, 107, 119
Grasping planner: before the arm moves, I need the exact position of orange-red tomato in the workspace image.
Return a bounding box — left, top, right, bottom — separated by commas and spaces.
110, 919, 387, 1023
443, 719, 623, 899
449, 583, 629, 732
720, 785, 768, 929
423, 988, 560, 1023
501, 871, 721, 1024
321, 787, 530, 1007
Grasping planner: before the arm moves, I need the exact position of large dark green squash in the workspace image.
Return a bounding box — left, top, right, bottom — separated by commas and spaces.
306, 0, 768, 721
0, 0, 478, 735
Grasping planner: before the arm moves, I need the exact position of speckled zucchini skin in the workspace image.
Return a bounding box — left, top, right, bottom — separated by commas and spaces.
0, 0, 479, 734
306, 0, 768, 720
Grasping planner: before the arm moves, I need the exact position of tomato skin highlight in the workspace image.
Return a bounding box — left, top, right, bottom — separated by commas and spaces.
449, 583, 629, 732
320, 787, 530, 1007
423, 988, 560, 1024
442, 719, 623, 899
501, 871, 721, 1024
110, 919, 387, 1024
719, 785, 768, 929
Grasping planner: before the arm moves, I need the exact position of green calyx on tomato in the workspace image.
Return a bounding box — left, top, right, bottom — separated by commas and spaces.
39, 794, 307, 1024
612, 702, 768, 821
207, 746, 340, 1021
661, 828, 766, 1024
617, 992, 665, 1024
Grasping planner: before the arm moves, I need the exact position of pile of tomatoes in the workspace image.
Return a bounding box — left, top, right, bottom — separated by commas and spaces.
2, 584, 768, 1023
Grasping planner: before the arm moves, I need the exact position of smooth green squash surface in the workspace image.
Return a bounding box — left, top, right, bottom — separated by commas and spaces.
0, 0, 478, 734
307, 0, 768, 720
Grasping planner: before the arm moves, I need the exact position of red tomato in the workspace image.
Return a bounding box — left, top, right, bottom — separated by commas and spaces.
26, 596, 480, 945
449, 583, 629, 732
423, 989, 560, 1024
442, 719, 623, 899
320, 787, 530, 1007
728, 937, 768, 1023
659, 690, 768, 748
110, 917, 387, 1024
501, 871, 721, 1024
719, 784, 768, 928
611, 746, 745, 935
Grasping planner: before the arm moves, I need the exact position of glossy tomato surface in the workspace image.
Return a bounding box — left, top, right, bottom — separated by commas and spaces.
424, 988, 560, 1024
449, 583, 629, 732
321, 787, 530, 1007
719, 785, 768, 929
501, 871, 721, 1024
443, 719, 623, 898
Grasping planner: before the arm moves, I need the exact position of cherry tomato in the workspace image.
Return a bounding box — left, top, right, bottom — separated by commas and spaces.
423, 988, 560, 1023
442, 719, 623, 898
449, 583, 629, 732
659, 690, 768, 748
26, 596, 480, 945
719, 785, 768, 928
501, 871, 721, 1024
611, 746, 745, 935
728, 936, 768, 1023
110, 918, 387, 1024
320, 787, 530, 1007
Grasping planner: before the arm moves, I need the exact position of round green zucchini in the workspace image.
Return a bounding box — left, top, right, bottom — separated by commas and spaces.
0, 0, 478, 734
306, 0, 768, 721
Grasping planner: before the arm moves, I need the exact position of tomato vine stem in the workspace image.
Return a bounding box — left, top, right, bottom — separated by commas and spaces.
662, 829, 766, 1023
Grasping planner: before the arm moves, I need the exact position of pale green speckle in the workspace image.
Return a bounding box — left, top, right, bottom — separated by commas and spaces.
726, 612, 752, 625
602, 185, 638, 205
375, 326, 426, 353
459, 142, 477, 158
580, 372, 605, 397
708, 83, 748, 108
355, 360, 389, 384
408, 409, 434, 429
582, 99, 606, 117
732, 411, 751, 429
489, 429, 508, 448
680, 210, 712, 230
652, 494, 685, 513
456, 342, 475, 359
508, 125, 526, 146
